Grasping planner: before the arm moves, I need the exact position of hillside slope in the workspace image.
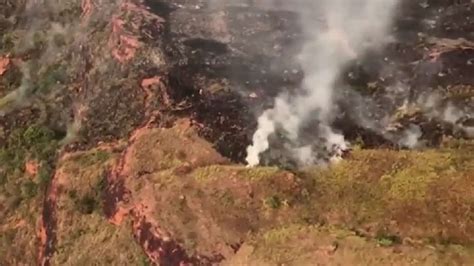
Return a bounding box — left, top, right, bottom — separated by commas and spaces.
0, 0, 473, 265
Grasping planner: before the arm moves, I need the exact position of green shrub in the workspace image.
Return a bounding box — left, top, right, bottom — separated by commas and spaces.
265, 195, 282, 209
20, 180, 38, 199
76, 194, 98, 215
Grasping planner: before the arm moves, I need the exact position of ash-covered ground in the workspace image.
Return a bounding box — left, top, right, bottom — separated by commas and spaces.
1, 0, 473, 163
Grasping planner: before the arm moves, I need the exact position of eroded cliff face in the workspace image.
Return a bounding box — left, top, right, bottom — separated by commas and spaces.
0, 0, 473, 265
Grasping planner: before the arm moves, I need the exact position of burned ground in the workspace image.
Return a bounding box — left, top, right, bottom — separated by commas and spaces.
2, 0, 472, 161
0, 0, 473, 265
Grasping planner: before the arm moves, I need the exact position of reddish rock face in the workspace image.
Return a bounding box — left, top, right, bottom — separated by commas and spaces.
0, 57, 10, 76
25, 160, 39, 176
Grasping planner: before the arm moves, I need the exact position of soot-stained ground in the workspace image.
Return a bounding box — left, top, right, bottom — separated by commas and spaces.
0, 0, 473, 265
1, 0, 472, 162
157, 0, 474, 164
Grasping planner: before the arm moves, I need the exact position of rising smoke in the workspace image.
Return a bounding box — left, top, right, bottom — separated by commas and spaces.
0, 0, 120, 138
246, 0, 399, 167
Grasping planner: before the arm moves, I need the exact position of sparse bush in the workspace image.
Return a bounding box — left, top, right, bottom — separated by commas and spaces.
140, 255, 151, 266
22, 126, 58, 161
38, 164, 53, 190
0, 125, 58, 196
52, 33, 66, 47
264, 195, 282, 209
0, 63, 22, 89
0, 32, 15, 52
22, 125, 54, 145
68, 189, 77, 199
77, 194, 98, 215
219, 190, 234, 207
20, 180, 38, 199
375, 231, 401, 247
36, 63, 67, 93
76, 151, 110, 166
95, 173, 107, 195
74, 175, 106, 215
0, 172, 6, 186
32, 32, 46, 51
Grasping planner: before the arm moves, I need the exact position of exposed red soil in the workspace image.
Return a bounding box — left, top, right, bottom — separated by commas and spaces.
140, 76, 167, 122
0, 57, 10, 76
103, 127, 143, 224
103, 127, 193, 264
37, 151, 83, 266
109, 17, 141, 63
131, 204, 225, 265
141, 76, 162, 88
38, 224, 47, 263
131, 204, 197, 266
38, 167, 63, 266
108, 1, 165, 63
427, 37, 474, 62
103, 118, 227, 265
25, 160, 40, 176
96, 44, 204, 262
81, 0, 94, 21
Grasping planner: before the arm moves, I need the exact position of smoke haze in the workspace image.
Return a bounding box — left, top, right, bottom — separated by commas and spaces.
246, 0, 399, 167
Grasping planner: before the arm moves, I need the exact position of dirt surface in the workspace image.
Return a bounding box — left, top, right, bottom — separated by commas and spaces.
0, 0, 473, 265
12, 117, 473, 265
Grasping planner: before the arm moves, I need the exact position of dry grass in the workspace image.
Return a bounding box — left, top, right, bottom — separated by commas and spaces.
52, 150, 147, 265
3, 122, 473, 265
304, 145, 474, 244
121, 125, 474, 264
233, 224, 474, 266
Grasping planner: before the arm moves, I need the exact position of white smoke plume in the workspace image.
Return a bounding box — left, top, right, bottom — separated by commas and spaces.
246, 0, 399, 167
398, 124, 423, 149
423, 97, 474, 139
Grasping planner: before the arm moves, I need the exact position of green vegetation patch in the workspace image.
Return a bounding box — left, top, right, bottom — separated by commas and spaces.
0, 125, 59, 205
305, 145, 474, 244
0, 124, 61, 265
53, 149, 147, 265
52, 216, 148, 265
193, 165, 280, 182
35, 63, 68, 93
243, 224, 474, 266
